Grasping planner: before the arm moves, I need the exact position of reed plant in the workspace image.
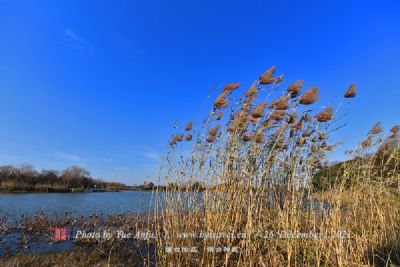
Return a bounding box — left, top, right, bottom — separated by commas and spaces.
150, 67, 400, 266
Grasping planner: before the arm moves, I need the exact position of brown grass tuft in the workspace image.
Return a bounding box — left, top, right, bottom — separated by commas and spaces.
344, 84, 356, 98
259, 66, 276, 84
252, 102, 267, 118
299, 87, 319, 105
369, 122, 382, 134
315, 106, 333, 122
287, 80, 303, 97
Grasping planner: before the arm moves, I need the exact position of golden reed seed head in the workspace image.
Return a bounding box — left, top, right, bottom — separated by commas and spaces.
259, 66, 276, 85
369, 122, 382, 135
273, 95, 289, 110
275, 75, 284, 83
361, 136, 373, 148
297, 138, 306, 146
270, 110, 286, 121
214, 92, 228, 110
216, 112, 223, 121
311, 145, 318, 153
228, 114, 247, 133
249, 115, 258, 125
208, 125, 220, 136
315, 106, 333, 122
287, 113, 297, 124
176, 133, 183, 142
299, 87, 319, 105
319, 132, 326, 140
291, 120, 304, 131
222, 82, 240, 93
344, 84, 356, 98
254, 132, 264, 143
242, 133, 252, 142
304, 115, 312, 122
185, 134, 192, 141
390, 125, 400, 134
275, 140, 286, 149
288, 80, 303, 97
302, 129, 311, 137
206, 135, 216, 143
244, 81, 258, 99
185, 121, 193, 131
251, 102, 267, 118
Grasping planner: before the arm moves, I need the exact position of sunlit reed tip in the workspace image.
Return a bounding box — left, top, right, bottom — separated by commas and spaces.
185, 134, 192, 141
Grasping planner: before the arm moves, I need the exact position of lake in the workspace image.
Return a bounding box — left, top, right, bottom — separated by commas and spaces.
0, 191, 156, 220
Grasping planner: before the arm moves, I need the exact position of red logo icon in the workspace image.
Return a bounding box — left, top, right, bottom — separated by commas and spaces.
54, 227, 69, 241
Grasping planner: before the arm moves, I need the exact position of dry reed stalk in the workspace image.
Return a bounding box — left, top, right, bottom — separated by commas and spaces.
299, 87, 319, 105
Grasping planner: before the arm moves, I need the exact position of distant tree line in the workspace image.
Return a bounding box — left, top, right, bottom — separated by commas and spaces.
0, 164, 125, 192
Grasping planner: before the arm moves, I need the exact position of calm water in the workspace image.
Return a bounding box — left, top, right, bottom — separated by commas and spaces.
0, 191, 155, 220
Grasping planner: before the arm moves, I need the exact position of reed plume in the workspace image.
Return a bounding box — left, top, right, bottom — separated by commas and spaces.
287, 80, 303, 97
299, 87, 319, 105
185, 121, 193, 131
369, 122, 382, 134
222, 82, 240, 93
315, 106, 333, 122
361, 136, 373, 148
251, 102, 266, 118
185, 134, 192, 141
344, 84, 356, 98
259, 66, 276, 84
390, 125, 400, 134
214, 92, 228, 110
208, 125, 220, 136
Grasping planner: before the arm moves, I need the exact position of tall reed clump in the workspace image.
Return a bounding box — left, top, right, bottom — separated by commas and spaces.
149, 67, 400, 266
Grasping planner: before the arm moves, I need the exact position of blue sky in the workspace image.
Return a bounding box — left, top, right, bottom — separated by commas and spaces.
0, 0, 399, 184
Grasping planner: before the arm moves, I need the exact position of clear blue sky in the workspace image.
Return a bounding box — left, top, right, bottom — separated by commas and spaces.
0, 0, 399, 184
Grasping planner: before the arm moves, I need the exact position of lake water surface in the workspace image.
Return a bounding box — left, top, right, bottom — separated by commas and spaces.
0, 191, 155, 220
